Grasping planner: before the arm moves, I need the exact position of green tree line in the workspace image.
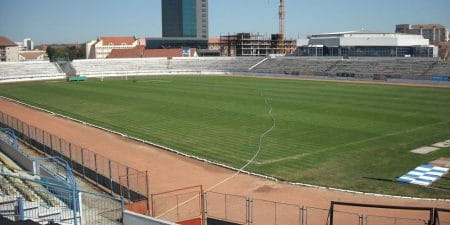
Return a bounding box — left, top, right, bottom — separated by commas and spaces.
46, 45, 85, 62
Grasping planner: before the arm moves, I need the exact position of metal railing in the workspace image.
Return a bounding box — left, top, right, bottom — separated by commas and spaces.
202, 192, 448, 225
0, 128, 125, 224
0, 111, 149, 212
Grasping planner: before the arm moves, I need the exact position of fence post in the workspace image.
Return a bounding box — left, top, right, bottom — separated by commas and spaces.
73, 189, 78, 225
126, 167, 131, 200
246, 197, 253, 225
109, 160, 113, 194
21, 121, 24, 138
146, 171, 150, 216
81, 148, 85, 179
17, 197, 24, 221
202, 191, 207, 225
94, 154, 99, 186
59, 137, 63, 156
121, 196, 125, 217
50, 135, 54, 156
329, 202, 335, 225
300, 206, 305, 225
69, 143, 73, 168
78, 192, 84, 225
35, 127, 38, 146
42, 130, 45, 151
27, 125, 31, 143
430, 209, 435, 225
120, 196, 125, 222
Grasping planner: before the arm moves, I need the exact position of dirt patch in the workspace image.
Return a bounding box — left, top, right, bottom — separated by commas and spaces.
253, 184, 276, 193
0, 98, 449, 222
411, 146, 441, 154
431, 157, 450, 168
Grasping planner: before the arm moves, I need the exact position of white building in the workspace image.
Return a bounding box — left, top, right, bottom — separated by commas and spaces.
296, 31, 437, 57
15, 38, 34, 51
86, 36, 140, 59
0, 36, 19, 62
18, 50, 47, 61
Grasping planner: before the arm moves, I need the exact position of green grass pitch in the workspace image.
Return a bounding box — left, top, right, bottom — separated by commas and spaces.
1, 76, 450, 198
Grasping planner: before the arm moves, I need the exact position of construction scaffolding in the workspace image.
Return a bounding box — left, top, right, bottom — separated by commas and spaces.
220, 33, 296, 57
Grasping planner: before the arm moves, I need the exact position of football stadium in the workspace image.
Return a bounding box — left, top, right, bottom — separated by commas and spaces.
1, 0, 450, 225
0, 55, 450, 225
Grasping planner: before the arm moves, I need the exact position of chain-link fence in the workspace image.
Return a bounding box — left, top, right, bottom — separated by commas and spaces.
365, 215, 427, 225
0, 111, 149, 214
151, 185, 203, 224
205, 191, 249, 225
79, 191, 124, 225
201, 192, 448, 225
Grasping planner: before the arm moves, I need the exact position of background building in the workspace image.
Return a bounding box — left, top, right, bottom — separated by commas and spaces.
145, 37, 207, 49
0, 36, 19, 62
396, 24, 449, 42
220, 33, 296, 57
107, 46, 197, 58
162, 0, 208, 39
296, 31, 437, 57
18, 50, 48, 61
196, 38, 221, 56
86, 36, 141, 59
15, 38, 34, 51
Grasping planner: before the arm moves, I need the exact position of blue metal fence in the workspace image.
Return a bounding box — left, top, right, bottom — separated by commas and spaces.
0, 126, 124, 224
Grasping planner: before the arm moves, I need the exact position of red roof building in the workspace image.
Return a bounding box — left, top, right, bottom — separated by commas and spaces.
99, 36, 137, 45
107, 46, 197, 58
86, 36, 140, 59
0, 36, 19, 61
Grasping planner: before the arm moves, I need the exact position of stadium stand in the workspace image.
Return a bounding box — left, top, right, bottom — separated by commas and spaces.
251, 57, 340, 75
0, 124, 126, 225
0, 214, 60, 225
2, 56, 448, 83
168, 57, 264, 72
0, 61, 65, 82
71, 57, 264, 77
427, 60, 450, 76
252, 57, 450, 80
0, 158, 75, 223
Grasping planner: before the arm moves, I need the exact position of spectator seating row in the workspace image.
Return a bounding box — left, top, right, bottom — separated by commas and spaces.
0, 62, 64, 81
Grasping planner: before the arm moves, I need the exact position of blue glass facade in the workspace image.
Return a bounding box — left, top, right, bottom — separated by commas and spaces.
161, 0, 207, 39
181, 0, 197, 37
162, 0, 182, 37
146, 38, 207, 49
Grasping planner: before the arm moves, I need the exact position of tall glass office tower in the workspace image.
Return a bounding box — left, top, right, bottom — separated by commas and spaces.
162, 0, 208, 39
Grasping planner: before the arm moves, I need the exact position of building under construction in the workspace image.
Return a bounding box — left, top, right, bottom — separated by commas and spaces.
220, 33, 296, 56
220, 0, 296, 57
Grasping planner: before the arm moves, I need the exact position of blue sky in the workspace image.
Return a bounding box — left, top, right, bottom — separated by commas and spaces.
0, 0, 449, 44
